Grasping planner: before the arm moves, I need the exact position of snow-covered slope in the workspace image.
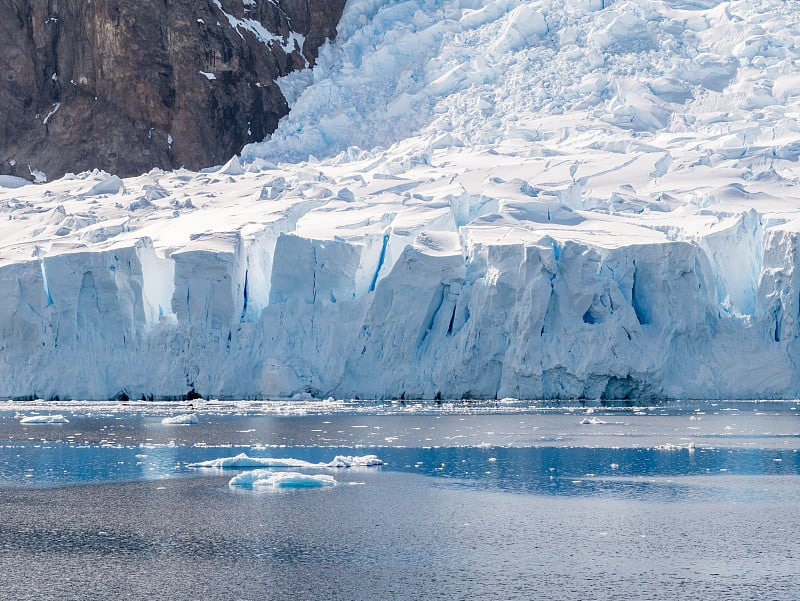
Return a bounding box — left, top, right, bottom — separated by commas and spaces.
3, 0, 800, 400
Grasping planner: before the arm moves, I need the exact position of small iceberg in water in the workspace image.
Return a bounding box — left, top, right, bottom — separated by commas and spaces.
161, 413, 199, 425
327, 455, 384, 468
190, 454, 317, 469
188, 453, 383, 469
655, 442, 696, 452
229, 470, 337, 489
194, 453, 382, 490
20, 414, 69, 424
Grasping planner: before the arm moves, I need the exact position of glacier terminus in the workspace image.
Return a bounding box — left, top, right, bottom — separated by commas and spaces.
2, 0, 800, 401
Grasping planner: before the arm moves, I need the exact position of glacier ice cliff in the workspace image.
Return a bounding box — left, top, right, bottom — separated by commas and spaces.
1, 198, 799, 401
2, 0, 800, 400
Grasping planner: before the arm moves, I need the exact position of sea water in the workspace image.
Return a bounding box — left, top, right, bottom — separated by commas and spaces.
1, 400, 799, 600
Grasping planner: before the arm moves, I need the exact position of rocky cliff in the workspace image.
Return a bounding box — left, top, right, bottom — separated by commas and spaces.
0, 0, 345, 181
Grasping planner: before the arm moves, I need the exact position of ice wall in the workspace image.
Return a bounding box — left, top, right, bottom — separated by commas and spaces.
1, 208, 799, 401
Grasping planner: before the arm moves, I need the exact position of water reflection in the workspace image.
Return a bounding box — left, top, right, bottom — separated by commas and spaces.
2, 438, 799, 502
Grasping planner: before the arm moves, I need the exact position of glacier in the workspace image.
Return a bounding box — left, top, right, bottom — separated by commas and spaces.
2, 0, 800, 400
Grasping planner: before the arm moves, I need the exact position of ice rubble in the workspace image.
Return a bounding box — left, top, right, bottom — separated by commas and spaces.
3, 0, 800, 400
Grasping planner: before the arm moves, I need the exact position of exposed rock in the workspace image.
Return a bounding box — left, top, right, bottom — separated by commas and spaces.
0, 0, 346, 181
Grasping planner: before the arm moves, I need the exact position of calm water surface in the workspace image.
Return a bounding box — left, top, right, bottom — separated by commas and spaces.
1, 400, 799, 600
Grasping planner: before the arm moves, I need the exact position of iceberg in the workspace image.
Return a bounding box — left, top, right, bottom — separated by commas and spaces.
327, 455, 384, 468
19, 414, 69, 424
229, 470, 337, 488
2, 0, 800, 401
655, 442, 696, 453
188, 453, 383, 469
189, 454, 317, 468
161, 413, 199, 425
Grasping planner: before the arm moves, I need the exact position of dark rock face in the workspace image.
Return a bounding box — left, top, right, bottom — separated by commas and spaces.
0, 0, 346, 181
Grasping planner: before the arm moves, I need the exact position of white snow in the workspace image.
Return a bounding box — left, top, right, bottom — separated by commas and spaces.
229, 470, 336, 488
3, 0, 800, 400
42, 102, 61, 126
161, 413, 199, 425
19, 414, 69, 424
188, 453, 383, 468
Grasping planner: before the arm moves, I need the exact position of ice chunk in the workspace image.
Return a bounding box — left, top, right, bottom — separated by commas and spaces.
19, 414, 69, 424
229, 470, 336, 488
327, 454, 384, 467
190, 454, 318, 468
161, 413, 199, 425
87, 175, 125, 196
491, 5, 547, 55
218, 155, 245, 176
655, 442, 696, 452
188, 453, 383, 469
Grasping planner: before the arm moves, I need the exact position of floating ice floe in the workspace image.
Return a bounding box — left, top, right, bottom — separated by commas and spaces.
188, 453, 383, 469
580, 417, 607, 425
326, 454, 384, 468
229, 470, 337, 488
161, 413, 199, 425
655, 442, 696, 452
19, 414, 69, 424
